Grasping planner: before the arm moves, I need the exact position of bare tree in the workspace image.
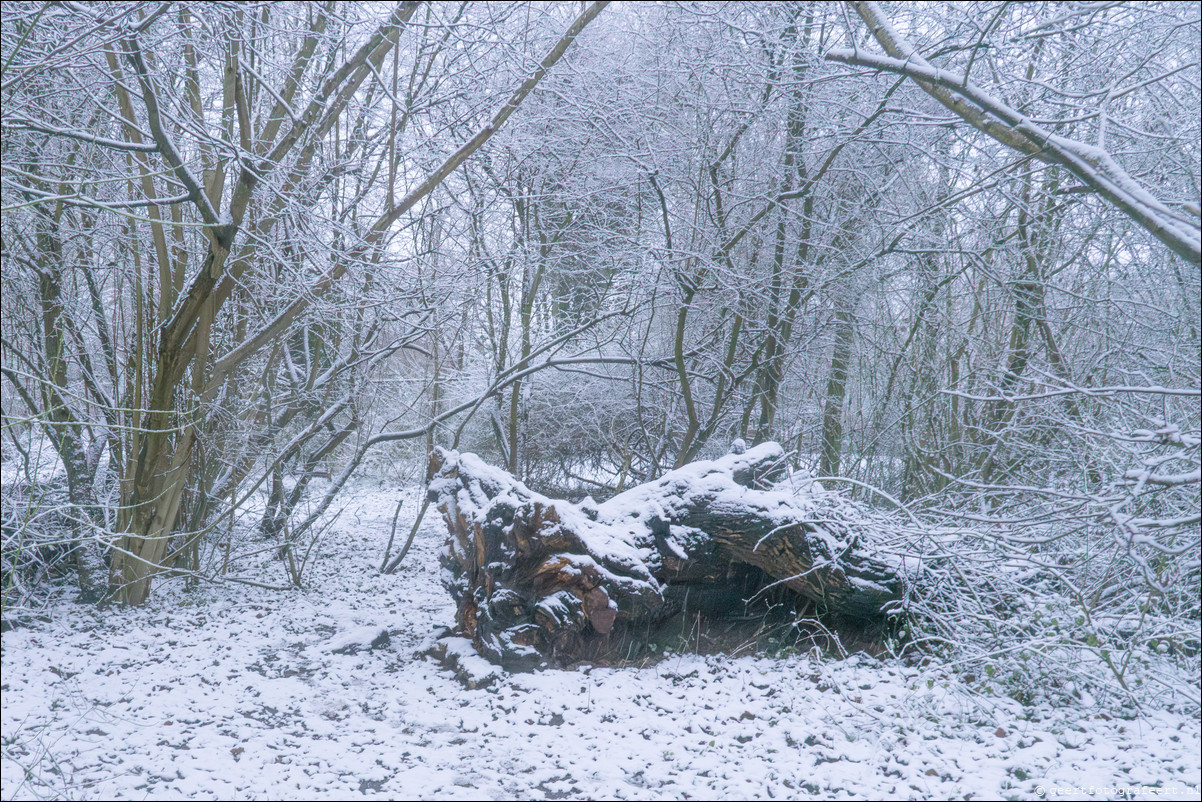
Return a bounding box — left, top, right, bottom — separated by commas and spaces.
828, 1, 1200, 265
2, 1, 609, 604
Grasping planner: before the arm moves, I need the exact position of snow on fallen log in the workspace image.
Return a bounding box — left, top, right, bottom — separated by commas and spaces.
426, 442, 904, 669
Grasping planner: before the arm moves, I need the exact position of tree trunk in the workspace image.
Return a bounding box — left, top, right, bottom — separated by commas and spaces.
819, 308, 854, 478
427, 442, 902, 669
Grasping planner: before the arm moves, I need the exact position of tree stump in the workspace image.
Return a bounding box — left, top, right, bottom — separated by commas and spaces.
427, 442, 903, 669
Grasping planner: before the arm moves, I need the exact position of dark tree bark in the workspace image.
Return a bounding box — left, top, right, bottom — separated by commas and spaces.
427, 442, 903, 669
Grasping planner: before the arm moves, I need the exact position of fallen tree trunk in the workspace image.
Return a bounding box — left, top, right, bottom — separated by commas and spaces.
427, 442, 904, 669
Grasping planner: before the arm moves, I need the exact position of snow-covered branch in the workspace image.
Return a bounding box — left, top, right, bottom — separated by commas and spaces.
829, 0, 1201, 265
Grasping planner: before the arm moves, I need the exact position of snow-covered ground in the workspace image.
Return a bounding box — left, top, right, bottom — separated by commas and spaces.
3, 482, 1200, 801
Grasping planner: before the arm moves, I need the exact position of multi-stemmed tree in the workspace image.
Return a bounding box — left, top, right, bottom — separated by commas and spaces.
2, 1, 609, 603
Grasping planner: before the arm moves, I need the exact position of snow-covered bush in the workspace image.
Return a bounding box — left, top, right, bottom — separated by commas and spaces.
1, 476, 79, 615
886, 402, 1201, 715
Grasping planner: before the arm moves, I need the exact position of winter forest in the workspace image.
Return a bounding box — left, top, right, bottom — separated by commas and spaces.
1, 1, 1199, 799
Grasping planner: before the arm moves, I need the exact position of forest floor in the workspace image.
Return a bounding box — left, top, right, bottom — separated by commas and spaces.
2, 481, 1200, 801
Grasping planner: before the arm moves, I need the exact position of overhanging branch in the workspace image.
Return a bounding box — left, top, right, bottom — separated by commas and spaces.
828, 1, 1201, 266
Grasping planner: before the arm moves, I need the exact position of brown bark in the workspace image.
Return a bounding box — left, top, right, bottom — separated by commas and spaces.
103, 0, 600, 605
427, 442, 902, 669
